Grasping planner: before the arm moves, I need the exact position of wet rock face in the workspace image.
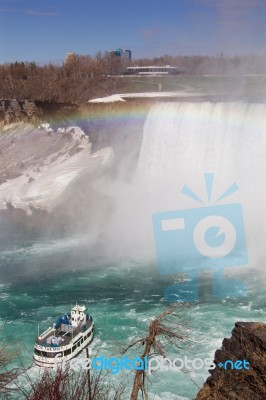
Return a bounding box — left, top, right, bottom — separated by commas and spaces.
0, 99, 42, 124
0, 99, 78, 125
0, 122, 114, 238
196, 322, 266, 400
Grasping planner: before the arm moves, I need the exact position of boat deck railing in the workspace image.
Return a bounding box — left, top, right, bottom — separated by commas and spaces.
36, 320, 93, 348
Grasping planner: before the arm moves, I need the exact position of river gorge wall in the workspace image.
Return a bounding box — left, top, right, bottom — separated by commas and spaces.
0, 98, 79, 125
196, 322, 266, 400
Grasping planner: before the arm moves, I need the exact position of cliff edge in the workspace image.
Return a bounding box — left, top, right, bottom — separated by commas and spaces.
196, 321, 266, 400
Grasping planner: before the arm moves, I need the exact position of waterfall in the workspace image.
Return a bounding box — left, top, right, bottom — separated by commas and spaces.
138, 102, 266, 187
108, 101, 266, 266
135, 102, 266, 266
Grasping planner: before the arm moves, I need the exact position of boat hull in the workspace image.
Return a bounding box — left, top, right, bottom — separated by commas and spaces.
33, 322, 94, 368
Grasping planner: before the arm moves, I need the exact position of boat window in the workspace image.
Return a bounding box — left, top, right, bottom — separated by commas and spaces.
72, 345, 77, 351
64, 349, 71, 356
34, 349, 47, 357
85, 331, 91, 340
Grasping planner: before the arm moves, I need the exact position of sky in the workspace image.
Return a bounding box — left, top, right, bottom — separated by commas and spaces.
0, 0, 265, 64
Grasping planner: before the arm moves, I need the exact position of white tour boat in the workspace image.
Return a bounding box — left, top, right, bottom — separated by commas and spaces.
33, 304, 94, 367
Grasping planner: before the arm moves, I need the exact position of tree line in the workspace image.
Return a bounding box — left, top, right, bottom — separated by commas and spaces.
0, 52, 266, 104
0, 52, 127, 104
134, 53, 266, 76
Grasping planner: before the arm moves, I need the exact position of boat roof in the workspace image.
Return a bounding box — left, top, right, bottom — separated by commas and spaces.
72, 305, 86, 312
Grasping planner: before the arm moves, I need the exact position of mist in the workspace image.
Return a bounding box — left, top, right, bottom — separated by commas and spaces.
1, 98, 266, 283
95, 101, 266, 275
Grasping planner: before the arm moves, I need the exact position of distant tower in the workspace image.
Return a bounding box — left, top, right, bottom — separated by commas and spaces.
105, 49, 132, 60
64, 52, 75, 65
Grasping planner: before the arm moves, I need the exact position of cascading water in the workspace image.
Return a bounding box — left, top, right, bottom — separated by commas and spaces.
138, 102, 266, 188
130, 101, 266, 267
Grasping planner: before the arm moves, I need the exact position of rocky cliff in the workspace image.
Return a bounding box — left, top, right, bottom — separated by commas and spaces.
196, 321, 266, 400
0, 123, 114, 238
0, 99, 78, 125
0, 99, 41, 124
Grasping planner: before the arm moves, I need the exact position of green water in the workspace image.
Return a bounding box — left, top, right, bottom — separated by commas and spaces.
0, 235, 265, 400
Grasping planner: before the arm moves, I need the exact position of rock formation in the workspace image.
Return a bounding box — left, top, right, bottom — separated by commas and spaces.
0, 99, 41, 124
196, 322, 266, 400
0, 123, 114, 235
0, 99, 78, 125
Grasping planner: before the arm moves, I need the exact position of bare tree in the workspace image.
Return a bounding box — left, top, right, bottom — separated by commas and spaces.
122, 306, 187, 400
14, 359, 127, 400
0, 332, 22, 398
